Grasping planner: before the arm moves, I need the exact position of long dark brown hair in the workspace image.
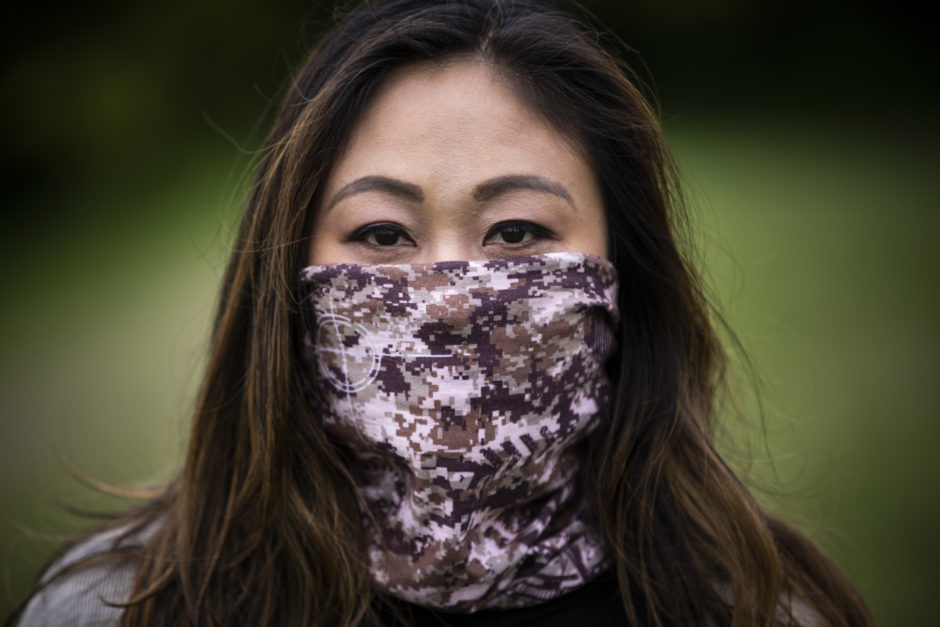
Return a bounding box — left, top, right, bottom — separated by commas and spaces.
11, 1, 870, 625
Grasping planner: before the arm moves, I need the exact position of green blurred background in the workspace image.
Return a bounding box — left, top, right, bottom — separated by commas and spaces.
1, 0, 937, 623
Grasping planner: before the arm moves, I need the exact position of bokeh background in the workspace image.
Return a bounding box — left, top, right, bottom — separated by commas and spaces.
1, 0, 937, 623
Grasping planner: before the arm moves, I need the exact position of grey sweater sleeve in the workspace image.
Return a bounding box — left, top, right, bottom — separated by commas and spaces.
17, 526, 829, 626
17, 527, 139, 627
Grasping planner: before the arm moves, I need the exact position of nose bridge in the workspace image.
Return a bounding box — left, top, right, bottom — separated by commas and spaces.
422, 208, 477, 263
426, 240, 473, 264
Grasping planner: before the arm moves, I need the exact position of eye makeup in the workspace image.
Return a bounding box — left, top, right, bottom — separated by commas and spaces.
483, 219, 555, 246
349, 222, 416, 248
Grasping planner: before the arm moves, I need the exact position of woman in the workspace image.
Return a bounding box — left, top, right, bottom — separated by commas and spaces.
11, 0, 871, 625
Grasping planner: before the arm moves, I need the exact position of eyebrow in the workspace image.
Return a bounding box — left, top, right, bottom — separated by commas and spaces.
326, 175, 424, 210
325, 173, 573, 211
473, 175, 572, 205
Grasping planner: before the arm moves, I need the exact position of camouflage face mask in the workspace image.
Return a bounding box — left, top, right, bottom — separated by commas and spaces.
298, 252, 619, 611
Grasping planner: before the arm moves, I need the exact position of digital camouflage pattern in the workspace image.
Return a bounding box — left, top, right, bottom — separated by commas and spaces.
298, 252, 619, 611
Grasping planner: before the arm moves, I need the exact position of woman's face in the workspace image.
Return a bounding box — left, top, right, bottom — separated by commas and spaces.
308, 58, 607, 265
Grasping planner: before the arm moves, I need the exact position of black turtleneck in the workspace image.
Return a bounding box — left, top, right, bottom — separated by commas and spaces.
377, 572, 631, 626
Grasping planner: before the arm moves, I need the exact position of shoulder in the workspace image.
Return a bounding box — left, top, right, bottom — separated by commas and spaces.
17, 522, 156, 627
714, 582, 828, 627
780, 594, 827, 627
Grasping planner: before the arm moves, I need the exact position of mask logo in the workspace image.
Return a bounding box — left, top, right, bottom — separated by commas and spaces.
313, 302, 453, 395
313, 309, 382, 393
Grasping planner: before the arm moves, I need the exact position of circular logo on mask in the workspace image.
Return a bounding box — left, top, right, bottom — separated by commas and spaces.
315, 313, 382, 393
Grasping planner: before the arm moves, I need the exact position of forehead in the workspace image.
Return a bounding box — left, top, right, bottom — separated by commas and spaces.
326, 57, 593, 193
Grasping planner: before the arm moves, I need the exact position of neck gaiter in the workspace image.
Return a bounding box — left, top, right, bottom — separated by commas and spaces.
298, 252, 619, 611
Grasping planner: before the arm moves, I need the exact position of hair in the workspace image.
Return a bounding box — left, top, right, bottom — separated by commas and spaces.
10, 1, 871, 626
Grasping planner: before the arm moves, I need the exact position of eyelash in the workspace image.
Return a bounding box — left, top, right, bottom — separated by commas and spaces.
483, 220, 553, 246
350, 222, 415, 247
349, 220, 554, 249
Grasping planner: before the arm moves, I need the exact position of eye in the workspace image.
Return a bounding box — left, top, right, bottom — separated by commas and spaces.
484, 220, 553, 246
351, 223, 415, 247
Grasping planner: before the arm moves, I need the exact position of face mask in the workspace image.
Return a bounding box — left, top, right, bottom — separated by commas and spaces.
299, 252, 619, 611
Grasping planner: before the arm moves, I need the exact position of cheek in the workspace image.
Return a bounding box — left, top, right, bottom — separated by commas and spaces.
308, 228, 331, 265
566, 187, 607, 258
585, 207, 609, 258
545, 148, 607, 256
561, 218, 607, 259
308, 209, 344, 265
